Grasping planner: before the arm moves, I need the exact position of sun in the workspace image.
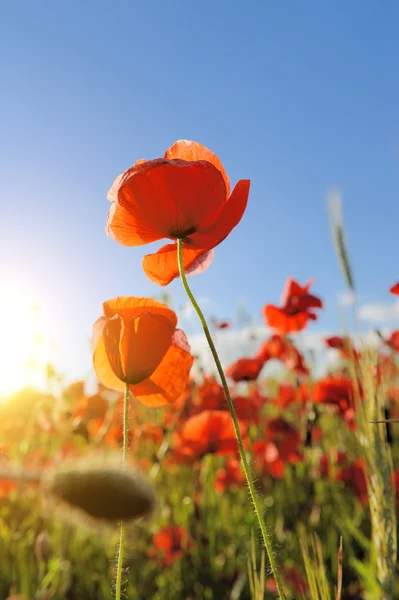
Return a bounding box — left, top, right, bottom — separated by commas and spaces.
0, 285, 51, 398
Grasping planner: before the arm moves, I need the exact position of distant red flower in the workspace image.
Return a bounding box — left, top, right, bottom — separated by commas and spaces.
312, 376, 359, 428
382, 331, 399, 352
273, 383, 308, 409
215, 459, 245, 493
337, 459, 368, 505
325, 335, 358, 360
390, 282, 399, 295
107, 140, 250, 286
265, 418, 302, 461
73, 394, 109, 420
212, 319, 231, 329
232, 392, 265, 423
266, 566, 308, 596
392, 472, 399, 513
195, 378, 226, 412
263, 277, 323, 334
152, 526, 193, 565
173, 410, 247, 460
252, 441, 286, 478
253, 419, 302, 479
256, 334, 309, 376
226, 357, 264, 382
0, 478, 17, 498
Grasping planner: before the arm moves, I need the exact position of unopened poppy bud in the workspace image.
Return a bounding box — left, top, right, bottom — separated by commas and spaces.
47, 466, 156, 522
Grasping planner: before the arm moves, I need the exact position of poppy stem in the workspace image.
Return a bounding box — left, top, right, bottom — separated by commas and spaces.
115, 381, 129, 600
177, 239, 286, 600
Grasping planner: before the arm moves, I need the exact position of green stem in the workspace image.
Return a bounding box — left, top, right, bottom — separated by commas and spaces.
177, 239, 286, 600
115, 381, 130, 600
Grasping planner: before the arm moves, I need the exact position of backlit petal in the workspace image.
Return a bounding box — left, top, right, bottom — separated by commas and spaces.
164, 140, 230, 197
103, 297, 177, 328
117, 160, 226, 240
132, 342, 193, 406
142, 244, 212, 286
264, 305, 309, 334
103, 316, 126, 382
188, 180, 249, 250
93, 323, 126, 392
107, 202, 163, 246
121, 313, 174, 384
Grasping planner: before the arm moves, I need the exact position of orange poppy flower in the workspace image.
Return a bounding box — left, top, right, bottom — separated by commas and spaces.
106, 140, 250, 285
263, 277, 323, 334
92, 297, 193, 407
173, 410, 247, 459
390, 282, 399, 295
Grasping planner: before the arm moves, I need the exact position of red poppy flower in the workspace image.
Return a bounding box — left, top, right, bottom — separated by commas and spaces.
225, 357, 264, 382
265, 418, 302, 461
266, 566, 308, 596
337, 459, 368, 505
273, 383, 308, 409
152, 526, 193, 566
256, 334, 308, 376
325, 335, 358, 361
231, 392, 265, 423
390, 282, 399, 295
217, 321, 231, 329
312, 376, 359, 428
215, 458, 245, 493
107, 140, 250, 286
263, 277, 323, 334
382, 331, 399, 352
92, 297, 193, 406
195, 377, 226, 412
173, 410, 247, 460
252, 441, 286, 478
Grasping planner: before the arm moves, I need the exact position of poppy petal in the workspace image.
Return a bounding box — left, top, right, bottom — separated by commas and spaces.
187, 180, 250, 249
116, 160, 227, 241
142, 243, 212, 286
121, 313, 174, 384
264, 305, 309, 334
390, 282, 399, 295
164, 139, 230, 197
93, 324, 126, 392
107, 201, 163, 246
185, 249, 214, 277
102, 315, 126, 382
103, 297, 177, 328
107, 159, 148, 203
132, 342, 193, 406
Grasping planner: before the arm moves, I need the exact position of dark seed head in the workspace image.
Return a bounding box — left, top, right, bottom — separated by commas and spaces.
48, 467, 156, 522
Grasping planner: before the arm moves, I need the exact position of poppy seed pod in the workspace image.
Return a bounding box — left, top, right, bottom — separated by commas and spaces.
47, 466, 156, 522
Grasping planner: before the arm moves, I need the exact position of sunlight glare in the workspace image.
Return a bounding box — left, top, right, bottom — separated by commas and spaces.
0, 286, 51, 398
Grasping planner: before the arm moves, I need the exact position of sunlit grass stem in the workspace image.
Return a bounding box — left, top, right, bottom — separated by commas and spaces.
177, 239, 286, 600
115, 381, 129, 600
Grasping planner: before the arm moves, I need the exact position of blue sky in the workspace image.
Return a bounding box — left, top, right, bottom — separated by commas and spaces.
1, 1, 399, 384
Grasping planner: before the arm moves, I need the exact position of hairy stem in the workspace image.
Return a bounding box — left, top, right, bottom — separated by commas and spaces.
115, 381, 130, 600
177, 239, 286, 599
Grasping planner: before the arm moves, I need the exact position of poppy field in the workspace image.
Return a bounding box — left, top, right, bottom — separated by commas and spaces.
1, 140, 399, 600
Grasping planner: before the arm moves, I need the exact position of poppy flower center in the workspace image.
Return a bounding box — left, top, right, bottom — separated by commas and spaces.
169, 226, 197, 239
